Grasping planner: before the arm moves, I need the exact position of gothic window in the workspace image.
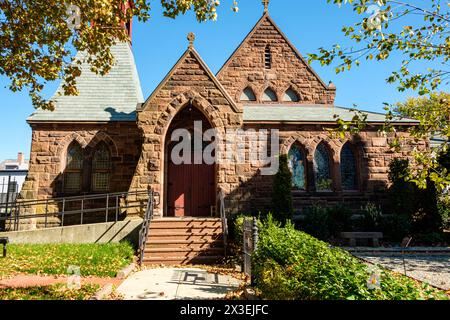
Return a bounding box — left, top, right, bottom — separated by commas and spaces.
314, 142, 332, 191
91, 143, 111, 192
288, 144, 307, 190
240, 87, 257, 102
64, 142, 83, 193
283, 88, 300, 102
264, 45, 272, 69
262, 88, 278, 102
340, 143, 358, 190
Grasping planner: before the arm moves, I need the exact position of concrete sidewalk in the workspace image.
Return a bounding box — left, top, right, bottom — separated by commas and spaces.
117, 268, 242, 300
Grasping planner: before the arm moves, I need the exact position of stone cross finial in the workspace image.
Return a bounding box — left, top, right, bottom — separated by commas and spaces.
262, 0, 269, 12
187, 32, 196, 48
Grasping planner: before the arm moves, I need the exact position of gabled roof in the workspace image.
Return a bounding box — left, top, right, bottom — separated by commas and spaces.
216, 12, 331, 91
243, 105, 419, 125
28, 42, 144, 123
140, 46, 241, 113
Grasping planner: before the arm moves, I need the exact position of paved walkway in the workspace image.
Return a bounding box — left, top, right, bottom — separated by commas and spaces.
355, 254, 450, 290
117, 268, 242, 300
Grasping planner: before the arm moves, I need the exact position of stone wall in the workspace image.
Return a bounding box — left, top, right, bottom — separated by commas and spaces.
129, 49, 243, 217
223, 123, 425, 215
21, 122, 142, 201
217, 14, 336, 105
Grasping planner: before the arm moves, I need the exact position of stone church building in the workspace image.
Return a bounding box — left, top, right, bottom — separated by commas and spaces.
21, 6, 419, 220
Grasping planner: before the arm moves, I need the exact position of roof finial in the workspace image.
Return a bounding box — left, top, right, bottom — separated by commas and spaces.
262, 0, 269, 13
187, 32, 196, 48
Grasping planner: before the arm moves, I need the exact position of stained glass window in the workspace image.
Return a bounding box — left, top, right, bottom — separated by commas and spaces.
92, 143, 111, 192
314, 142, 332, 191
262, 88, 277, 102
283, 89, 300, 102
341, 143, 358, 190
288, 144, 306, 190
240, 87, 256, 101
64, 143, 83, 193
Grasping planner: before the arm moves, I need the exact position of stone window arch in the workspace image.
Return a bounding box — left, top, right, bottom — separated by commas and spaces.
64, 142, 83, 193
240, 87, 257, 102
288, 143, 307, 190
314, 142, 333, 191
91, 142, 112, 192
340, 142, 358, 191
283, 88, 300, 102
262, 87, 278, 102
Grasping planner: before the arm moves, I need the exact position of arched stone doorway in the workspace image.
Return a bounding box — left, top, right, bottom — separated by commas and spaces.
164, 104, 216, 217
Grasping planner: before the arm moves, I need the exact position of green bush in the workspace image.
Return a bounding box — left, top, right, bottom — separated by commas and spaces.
252, 217, 448, 300
271, 154, 293, 224
232, 214, 263, 249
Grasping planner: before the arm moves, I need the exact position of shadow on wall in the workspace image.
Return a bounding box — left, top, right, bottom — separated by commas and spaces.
222, 137, 389, 218
42, 127, 143, 226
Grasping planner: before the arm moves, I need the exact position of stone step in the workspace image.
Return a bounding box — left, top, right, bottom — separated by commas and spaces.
147, 239, 224, 249
148, 228, 223, 236
147, 234, 223, 241
144, 247, 224, 259
142, 255, 224, 266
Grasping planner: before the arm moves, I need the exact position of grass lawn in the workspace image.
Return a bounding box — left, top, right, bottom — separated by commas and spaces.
0, 242, 134, 277
0, 283, 100, 300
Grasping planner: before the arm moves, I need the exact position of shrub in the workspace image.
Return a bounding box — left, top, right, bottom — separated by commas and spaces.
252, 217, 448, 300
300, 205, 330, 240
271, 154, 293, 223
378, 215, 412, 242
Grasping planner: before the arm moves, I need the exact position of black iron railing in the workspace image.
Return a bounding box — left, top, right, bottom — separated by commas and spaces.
219, 189, 228, 257
138, 189, 155, 265
0, 190, 152, 232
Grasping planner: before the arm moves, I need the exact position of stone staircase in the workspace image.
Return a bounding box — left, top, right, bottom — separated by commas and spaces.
142, 217, 225, 265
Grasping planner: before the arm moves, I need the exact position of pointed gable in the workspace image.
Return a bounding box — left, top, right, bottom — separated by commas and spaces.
141, 47, 240, 114
217, 13, 336, 105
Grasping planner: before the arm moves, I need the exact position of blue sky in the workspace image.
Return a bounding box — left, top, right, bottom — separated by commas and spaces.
0, 0, 447, 160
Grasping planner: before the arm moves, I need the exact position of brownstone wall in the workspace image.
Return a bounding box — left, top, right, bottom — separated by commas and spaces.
223, 123, 424, 215
129, 49, 243, 217
217, 14, 336, 105
21, 122, 142, 200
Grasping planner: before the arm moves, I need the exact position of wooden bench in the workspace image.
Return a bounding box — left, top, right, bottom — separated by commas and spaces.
340, 232, 383, 247
0, 237, 8, 258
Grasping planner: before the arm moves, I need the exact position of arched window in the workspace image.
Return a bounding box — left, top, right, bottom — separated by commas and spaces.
264, 45, 272, 69
91, 143, 111, 192
283, 88, 300, 102
288, 144, 307, 190
64, 142, 83, 193
240, 87, 256, 102
314, 142, 332, 191
262, 88, 278, 102
340, 143, 358, 190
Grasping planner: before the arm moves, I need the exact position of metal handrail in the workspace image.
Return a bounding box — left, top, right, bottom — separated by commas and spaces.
0, 190, 151, 232
138, 189, 154, 265
219, 189, 228, 257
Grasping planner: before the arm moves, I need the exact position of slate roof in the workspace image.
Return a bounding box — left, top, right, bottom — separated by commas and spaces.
28, 42, 144, 122
243, 105, 419, 124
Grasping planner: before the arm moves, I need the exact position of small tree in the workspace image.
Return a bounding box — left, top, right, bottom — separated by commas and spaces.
271, 154, 293, 223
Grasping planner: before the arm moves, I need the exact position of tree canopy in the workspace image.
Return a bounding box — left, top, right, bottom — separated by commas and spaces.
0, 0, 238, 110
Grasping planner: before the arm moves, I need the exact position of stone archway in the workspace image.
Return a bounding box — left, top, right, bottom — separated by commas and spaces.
164, 103, 216, 217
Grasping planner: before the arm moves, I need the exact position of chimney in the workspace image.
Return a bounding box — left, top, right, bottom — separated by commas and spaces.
17, 152, 24, 165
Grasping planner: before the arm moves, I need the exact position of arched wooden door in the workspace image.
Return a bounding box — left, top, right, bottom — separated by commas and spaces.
166, 106, 216, 217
